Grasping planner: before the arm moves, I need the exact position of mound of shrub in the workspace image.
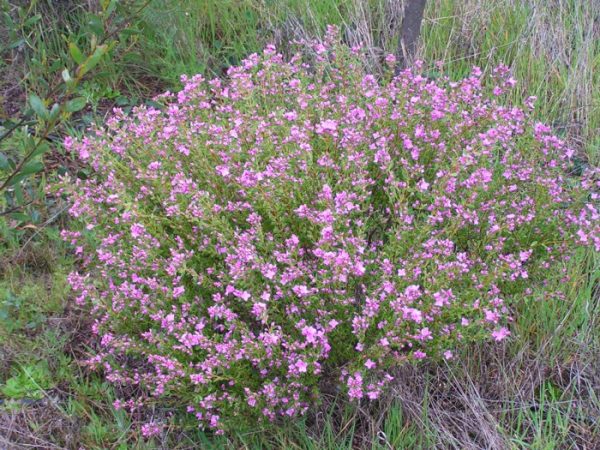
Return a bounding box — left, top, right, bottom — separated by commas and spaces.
61, 31, 599, 434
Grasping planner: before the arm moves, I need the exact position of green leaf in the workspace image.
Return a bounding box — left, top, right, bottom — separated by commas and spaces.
69, 42, 85, 64
9, 173, 30, 186
30, 142, 50, 159
14, 182, 24, 204
77, 44, 108, 78
115, 96, 129, 106
0, 152, 9, 170
66, 97, 87, 113
102, 0, 117, 17
23, 136, 37, 151
29, 94, 49, 120
20, 161, 44, 176
49, 59, 63, 72
29, 209, 41, 223
3, 11, 16, 29
49, 103, 61, 120
87, 15, 104, 36
119, 27, 141, 39
145, 100, 164, 109
23, 14, 42, 27
8, 38, 25, 50
0, 364, 51, 400
9, 212, 30, 222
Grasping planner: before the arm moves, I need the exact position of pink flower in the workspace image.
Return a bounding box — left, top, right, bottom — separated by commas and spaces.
484, 310, 500, 324
141, 422, 162, 438
252, 302, 267, 318
318, 119, 338, 134
384, 53, 396, 67
491, 327, 511, 342
413, 351, 427, 360
295, 360, 308, 373
302, 325, 318, 344
347, 372, 363, 399
415, 327, 433, 341
130, 223, 145, 238
215, 165, 230, 177
367, 390, 380, 400
292, 285, 310, 297
261, 264, 277, 280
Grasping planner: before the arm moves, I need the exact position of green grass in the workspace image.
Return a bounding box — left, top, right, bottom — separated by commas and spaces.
1, 0, 598, 448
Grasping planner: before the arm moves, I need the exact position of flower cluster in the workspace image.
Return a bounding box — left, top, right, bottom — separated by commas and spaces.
61, 32, 599, 433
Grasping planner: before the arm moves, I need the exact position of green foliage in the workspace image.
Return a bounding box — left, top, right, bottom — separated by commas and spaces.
0, 0, 151, 248
1, 361, 53, 401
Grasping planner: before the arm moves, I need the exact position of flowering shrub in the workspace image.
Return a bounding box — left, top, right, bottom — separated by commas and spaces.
61, 33, 599, 433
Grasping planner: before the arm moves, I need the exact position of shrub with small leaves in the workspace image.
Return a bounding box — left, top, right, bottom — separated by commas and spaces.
61, 30, 599, 433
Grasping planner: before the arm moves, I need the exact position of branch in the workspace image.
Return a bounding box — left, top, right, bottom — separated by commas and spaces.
395, 0, 427, 74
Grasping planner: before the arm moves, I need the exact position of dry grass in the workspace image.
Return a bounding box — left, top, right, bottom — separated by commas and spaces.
386, 345, 600, 449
